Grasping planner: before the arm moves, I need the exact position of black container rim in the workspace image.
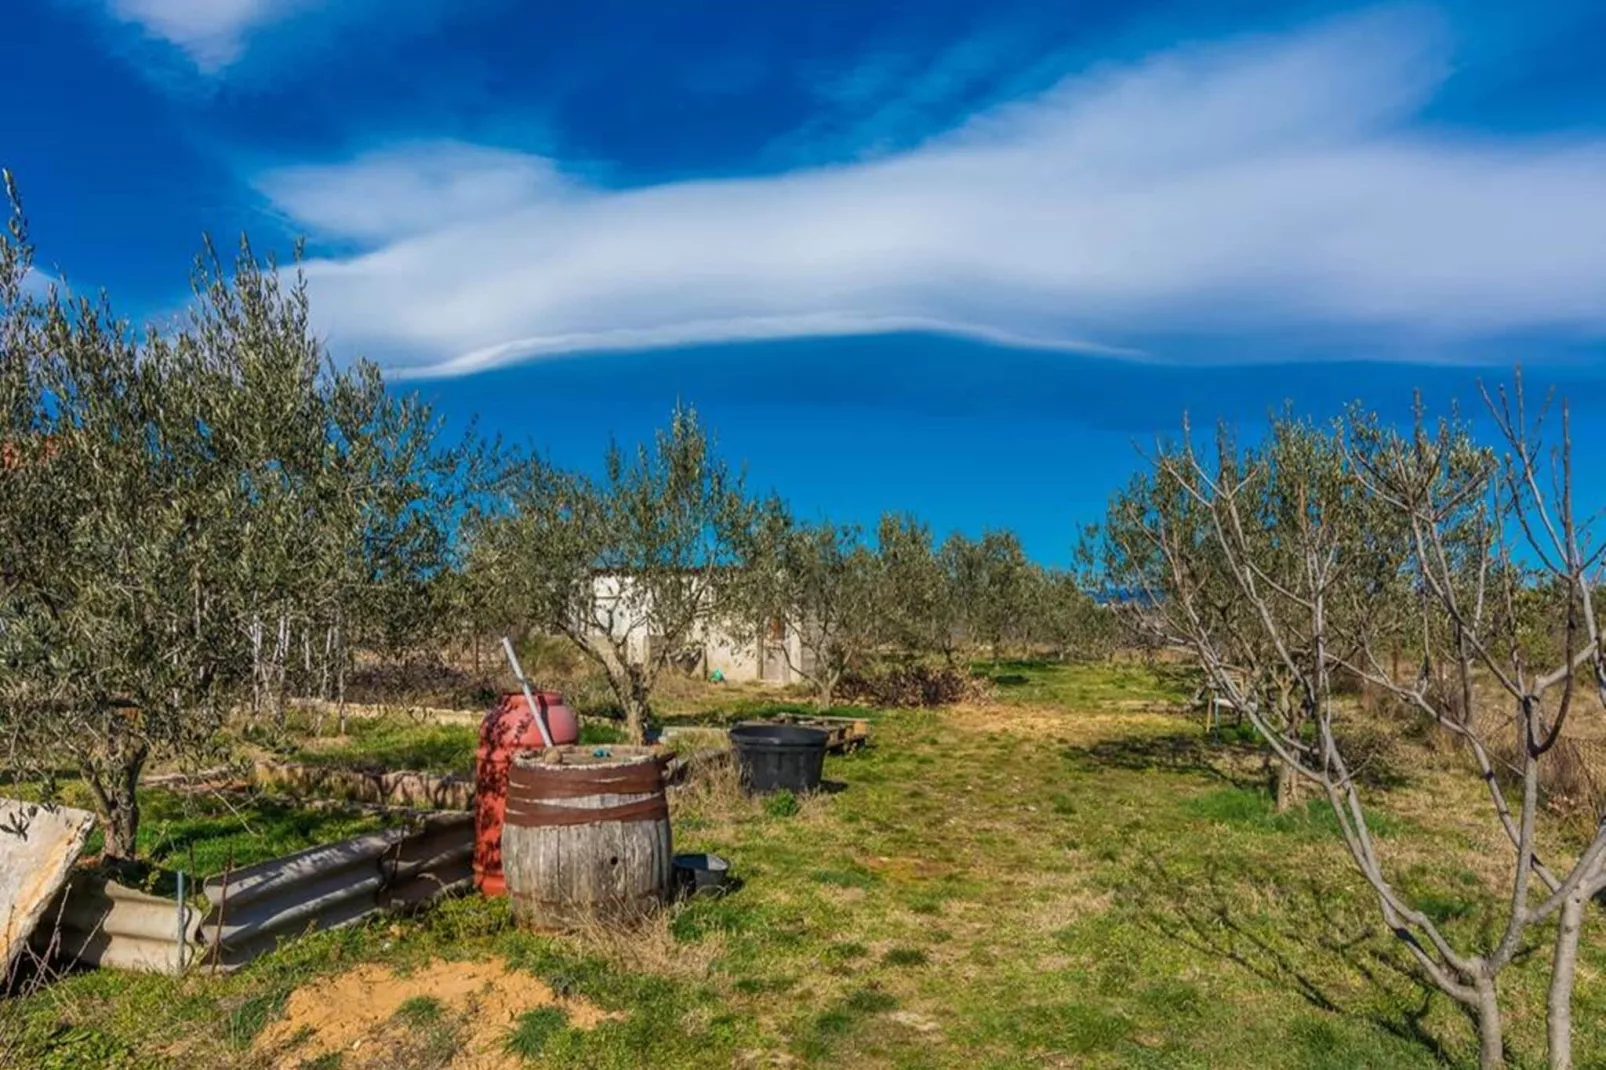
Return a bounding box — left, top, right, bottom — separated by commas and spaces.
729, 723, 830, 745
672, 853, 731, 872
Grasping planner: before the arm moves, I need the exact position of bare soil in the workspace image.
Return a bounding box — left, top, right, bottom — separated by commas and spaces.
253, 957, 615, 1069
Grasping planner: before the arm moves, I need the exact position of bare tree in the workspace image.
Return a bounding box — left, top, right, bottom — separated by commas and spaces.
476, 405, 755, 743
1098, 384, 1606, 1069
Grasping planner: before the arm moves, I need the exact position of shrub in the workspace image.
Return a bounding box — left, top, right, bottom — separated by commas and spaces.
836, 664, 992, 708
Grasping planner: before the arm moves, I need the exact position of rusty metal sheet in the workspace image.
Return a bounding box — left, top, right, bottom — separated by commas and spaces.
1, 798, 95, 986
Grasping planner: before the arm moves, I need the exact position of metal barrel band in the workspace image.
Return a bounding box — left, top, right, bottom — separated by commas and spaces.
507, 765, 665, 798
503, 795, 669, 828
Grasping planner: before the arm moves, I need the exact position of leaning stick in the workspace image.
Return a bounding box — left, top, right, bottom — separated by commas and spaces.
501, 637, 556, 749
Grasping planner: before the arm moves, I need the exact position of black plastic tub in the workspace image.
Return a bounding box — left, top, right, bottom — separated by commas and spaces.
729, 723, 830, 794
673, 853, 732, 897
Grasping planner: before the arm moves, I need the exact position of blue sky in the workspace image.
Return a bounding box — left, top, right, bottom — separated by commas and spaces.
6, 0, 1606, 562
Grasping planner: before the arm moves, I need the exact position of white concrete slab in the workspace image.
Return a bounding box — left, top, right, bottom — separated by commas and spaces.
1, 797, 95, 986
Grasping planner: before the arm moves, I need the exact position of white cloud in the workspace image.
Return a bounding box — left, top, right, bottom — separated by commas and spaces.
20, 267, 56, 298
257, 142, 573, 243
107, 0, 316, 71
256, 7, 1606, 376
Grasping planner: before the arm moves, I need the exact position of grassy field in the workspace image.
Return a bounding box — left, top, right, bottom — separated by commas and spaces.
5, 661, 1605, 1069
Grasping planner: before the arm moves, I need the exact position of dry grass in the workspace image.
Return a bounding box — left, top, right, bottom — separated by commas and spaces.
564, 908, 726, 983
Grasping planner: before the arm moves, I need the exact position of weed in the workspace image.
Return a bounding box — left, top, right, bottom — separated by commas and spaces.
393, 995, 444, 1027
505, 1006, 569, 1059
810, 863, 876, 889
764, 790, 800, 818
882, 947, 929, 967
845, 987, 897, 1014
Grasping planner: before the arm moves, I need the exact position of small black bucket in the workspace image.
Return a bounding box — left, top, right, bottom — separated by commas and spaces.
673, 853, 732, 897
729, 723, 830, 794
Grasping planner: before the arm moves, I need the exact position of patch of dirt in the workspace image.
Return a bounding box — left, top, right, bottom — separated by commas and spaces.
943, 703, 1183, 743
860, 855, 960, 881
887, 1009, 943, 1035
253, 958, 615, 1069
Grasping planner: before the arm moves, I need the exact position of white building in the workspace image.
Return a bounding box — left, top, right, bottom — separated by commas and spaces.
584, 573, 809, 685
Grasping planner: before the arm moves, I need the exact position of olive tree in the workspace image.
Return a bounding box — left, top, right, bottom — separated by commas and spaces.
475, 406, 755, 743
0, 237, 305, 859
736, 505, 881, 705
0, 175, 473, 858
942, 530, 1033, 662
876, 513, 960, 662
1027, 567, 1119, 662
1098, 385, 1606, 1069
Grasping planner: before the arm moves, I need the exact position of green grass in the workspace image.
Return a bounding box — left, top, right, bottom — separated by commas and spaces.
657, 694, 878, 726
284, 712, 626, 776
980, 658, 1195, 709
74, 788, 403, 881
505, 1006, 570, 1059
288, 718, 478, 777
393, 996, 445, 1027
6, 660, 1605, 1068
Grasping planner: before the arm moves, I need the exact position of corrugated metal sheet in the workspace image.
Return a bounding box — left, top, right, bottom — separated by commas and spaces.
197, 829, 397, 971
33, 812, 473, 976
1, 798, 95, 985
196, 812, 473, 972
381, 812, 474, 910
45, 876, 203, 974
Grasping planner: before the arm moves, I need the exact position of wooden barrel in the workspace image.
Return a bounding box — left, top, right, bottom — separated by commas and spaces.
502, 747, 673, 930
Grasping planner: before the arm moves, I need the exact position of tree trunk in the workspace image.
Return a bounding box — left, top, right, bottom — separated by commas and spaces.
102, 788, 140, 863
85, 732, 150, 863
249, 615, 263, 718
619, 667, 652, 745
815, 667, 839, 708
1547, 891, 1586, 1069
1273, 761, 1301, 814
272, 613, 290, 729
335, 616, 348, 734
1474, 977, 1505, 1070
320, 624, 333, 701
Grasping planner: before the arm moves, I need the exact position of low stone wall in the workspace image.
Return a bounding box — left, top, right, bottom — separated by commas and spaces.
249, 760, 474, 810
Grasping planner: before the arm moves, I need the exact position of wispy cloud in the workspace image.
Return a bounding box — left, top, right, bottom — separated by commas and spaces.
256, 142, 572, 242
20, 267, 57, 298
781, 25, 1043, 162
105, 0, 316, 71
257, 6, 1606, 377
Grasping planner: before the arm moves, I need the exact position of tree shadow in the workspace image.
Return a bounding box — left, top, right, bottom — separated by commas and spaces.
1065, 727, 1411, 794
1062, 732, 1264, 791
1132, 849, 1460, 1065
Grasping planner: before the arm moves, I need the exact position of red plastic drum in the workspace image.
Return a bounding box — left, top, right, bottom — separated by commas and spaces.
473, 691, 579, 895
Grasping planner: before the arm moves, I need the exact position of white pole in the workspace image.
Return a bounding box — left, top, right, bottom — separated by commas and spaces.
175, 870, 186, 972
501, 636, 556, 748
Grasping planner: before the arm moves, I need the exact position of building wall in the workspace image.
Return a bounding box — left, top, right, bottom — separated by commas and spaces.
582, 574, 802, 685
